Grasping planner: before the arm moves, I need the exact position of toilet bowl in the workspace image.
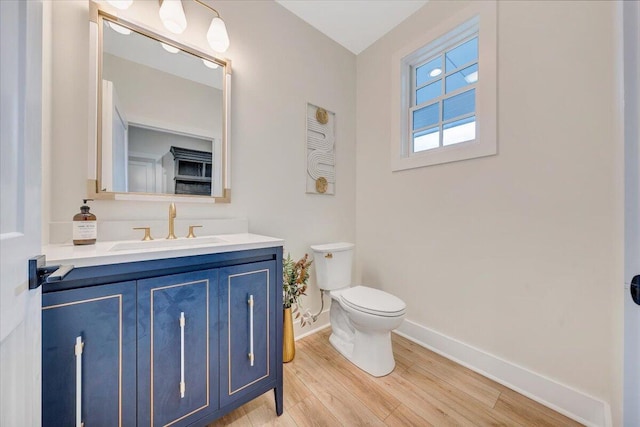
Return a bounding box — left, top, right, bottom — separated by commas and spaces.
310, 243, 406, 377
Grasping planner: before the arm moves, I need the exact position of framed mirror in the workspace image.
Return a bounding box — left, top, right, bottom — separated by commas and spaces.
88, 2, 231, 202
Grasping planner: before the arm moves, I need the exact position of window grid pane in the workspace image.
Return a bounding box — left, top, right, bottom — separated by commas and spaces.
408, 32, 479, 155
442, 89, 475, 122
413, 127, 440, 152
415, 56, 443, 87
443, 116, 476, 146
445, 37, 478, 73
416, 80, 442, 105
412, 102, 439, 131
445, 63, 478, 94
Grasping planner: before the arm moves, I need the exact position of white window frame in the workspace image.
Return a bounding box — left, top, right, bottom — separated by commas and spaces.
391, 1, 497, 171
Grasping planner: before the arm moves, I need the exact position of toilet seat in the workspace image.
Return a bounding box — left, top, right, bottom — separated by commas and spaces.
339, 286, 406, 317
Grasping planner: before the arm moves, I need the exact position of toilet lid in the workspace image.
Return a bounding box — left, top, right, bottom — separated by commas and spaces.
340, 286, 406, 317
310, 242, 354, 253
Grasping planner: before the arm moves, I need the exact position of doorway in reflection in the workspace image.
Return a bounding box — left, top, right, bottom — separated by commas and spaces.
127, 126, 215, 196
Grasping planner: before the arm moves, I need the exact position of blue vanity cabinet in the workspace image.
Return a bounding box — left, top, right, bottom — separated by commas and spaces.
42, 281, 137, 427
42, 244, 284, 426
137, 269, 218, 427
219, 261, 280, 410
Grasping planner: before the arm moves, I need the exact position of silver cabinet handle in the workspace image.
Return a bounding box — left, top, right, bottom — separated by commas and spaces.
74, 336, 84, 427
179, 312, 186, 398
248, 295, 254, 367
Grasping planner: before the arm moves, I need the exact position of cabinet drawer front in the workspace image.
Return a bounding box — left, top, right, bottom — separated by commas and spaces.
42, 281, 136, 427
219, 261, 276, 405
137, 270, 218, 427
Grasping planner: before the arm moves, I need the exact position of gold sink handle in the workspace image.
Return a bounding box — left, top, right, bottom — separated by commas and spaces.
187, 225, 203, 239
133, 227, 153, 241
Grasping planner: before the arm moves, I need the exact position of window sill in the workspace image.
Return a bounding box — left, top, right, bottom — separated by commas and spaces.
391, 138, 496, 172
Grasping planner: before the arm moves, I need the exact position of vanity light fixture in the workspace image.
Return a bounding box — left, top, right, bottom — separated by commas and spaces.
106, 21, 132, 35
202, 59, 219, 69
154, 0, 232, 53
161, 42, 180, 53
195, 0, 230, 53
106, 0, 133, 10
159, 0, 188, 34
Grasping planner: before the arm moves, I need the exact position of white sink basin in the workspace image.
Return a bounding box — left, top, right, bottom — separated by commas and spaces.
109, 236, 228, 252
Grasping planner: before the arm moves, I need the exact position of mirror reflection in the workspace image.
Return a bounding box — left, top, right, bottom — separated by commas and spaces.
99, 17, 226, 197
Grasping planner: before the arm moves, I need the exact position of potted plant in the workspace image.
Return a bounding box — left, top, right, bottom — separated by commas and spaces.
282, 253, 312, 362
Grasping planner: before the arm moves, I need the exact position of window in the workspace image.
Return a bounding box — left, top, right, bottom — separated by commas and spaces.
412, 36, 478, 152
391, 2, 497, 171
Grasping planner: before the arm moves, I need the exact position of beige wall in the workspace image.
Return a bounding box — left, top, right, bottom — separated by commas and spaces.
47, 0, 356, 327
356, 0, 622, 422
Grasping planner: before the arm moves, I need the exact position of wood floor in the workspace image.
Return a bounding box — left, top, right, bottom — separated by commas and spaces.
209, 328, 583, 426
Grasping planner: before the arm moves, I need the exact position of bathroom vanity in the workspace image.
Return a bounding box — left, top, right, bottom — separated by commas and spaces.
40, 234, 283, 427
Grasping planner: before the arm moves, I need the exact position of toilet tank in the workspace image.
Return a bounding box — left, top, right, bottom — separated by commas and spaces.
310, 242, 354, 291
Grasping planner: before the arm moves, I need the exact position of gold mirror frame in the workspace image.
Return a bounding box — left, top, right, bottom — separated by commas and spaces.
87, 1, 231, 203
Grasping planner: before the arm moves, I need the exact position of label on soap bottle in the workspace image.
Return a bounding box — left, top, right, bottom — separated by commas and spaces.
73, 221, 97, 240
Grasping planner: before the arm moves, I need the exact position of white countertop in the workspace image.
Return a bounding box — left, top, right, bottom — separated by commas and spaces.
43, 233, 284, 268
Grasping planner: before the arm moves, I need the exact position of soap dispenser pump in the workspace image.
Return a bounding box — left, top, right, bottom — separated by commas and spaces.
73, 199, 97, 245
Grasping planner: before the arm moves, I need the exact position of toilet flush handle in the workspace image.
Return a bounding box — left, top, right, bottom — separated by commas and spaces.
325, 253, 333, 259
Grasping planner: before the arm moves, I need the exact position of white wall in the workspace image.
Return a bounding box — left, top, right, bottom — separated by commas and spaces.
47, 0, 356, 332
356, 0, 623, 424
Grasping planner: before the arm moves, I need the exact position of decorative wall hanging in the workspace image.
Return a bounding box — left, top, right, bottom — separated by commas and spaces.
306, 103, 335, 195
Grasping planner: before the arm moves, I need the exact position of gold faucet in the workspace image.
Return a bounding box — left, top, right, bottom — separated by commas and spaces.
167, 203, 177, 239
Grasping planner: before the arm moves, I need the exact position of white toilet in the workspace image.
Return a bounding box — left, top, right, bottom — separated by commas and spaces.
310, 242, 406, 377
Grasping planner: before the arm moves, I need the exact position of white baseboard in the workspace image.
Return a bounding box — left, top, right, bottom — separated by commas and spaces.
396, 319, 611, 427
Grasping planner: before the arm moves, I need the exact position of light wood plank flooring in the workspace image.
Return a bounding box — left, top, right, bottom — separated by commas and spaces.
209, 328, 583, 426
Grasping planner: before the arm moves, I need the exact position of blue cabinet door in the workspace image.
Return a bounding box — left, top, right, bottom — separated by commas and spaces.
42, 281, 137, 427
137, 270, 218, 427
219, 261, 276, 407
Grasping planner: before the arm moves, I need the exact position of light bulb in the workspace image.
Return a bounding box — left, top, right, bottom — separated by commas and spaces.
161, 43, 180, 53
106, 0, 133, 10
202, 59, 219, 69
107, 21, 131, 35
429, 68, 442, 77
206, 17, 229, 53
159, 0, 187, 34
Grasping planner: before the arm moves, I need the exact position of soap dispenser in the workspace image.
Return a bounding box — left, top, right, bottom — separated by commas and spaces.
73, 199, 97, 245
